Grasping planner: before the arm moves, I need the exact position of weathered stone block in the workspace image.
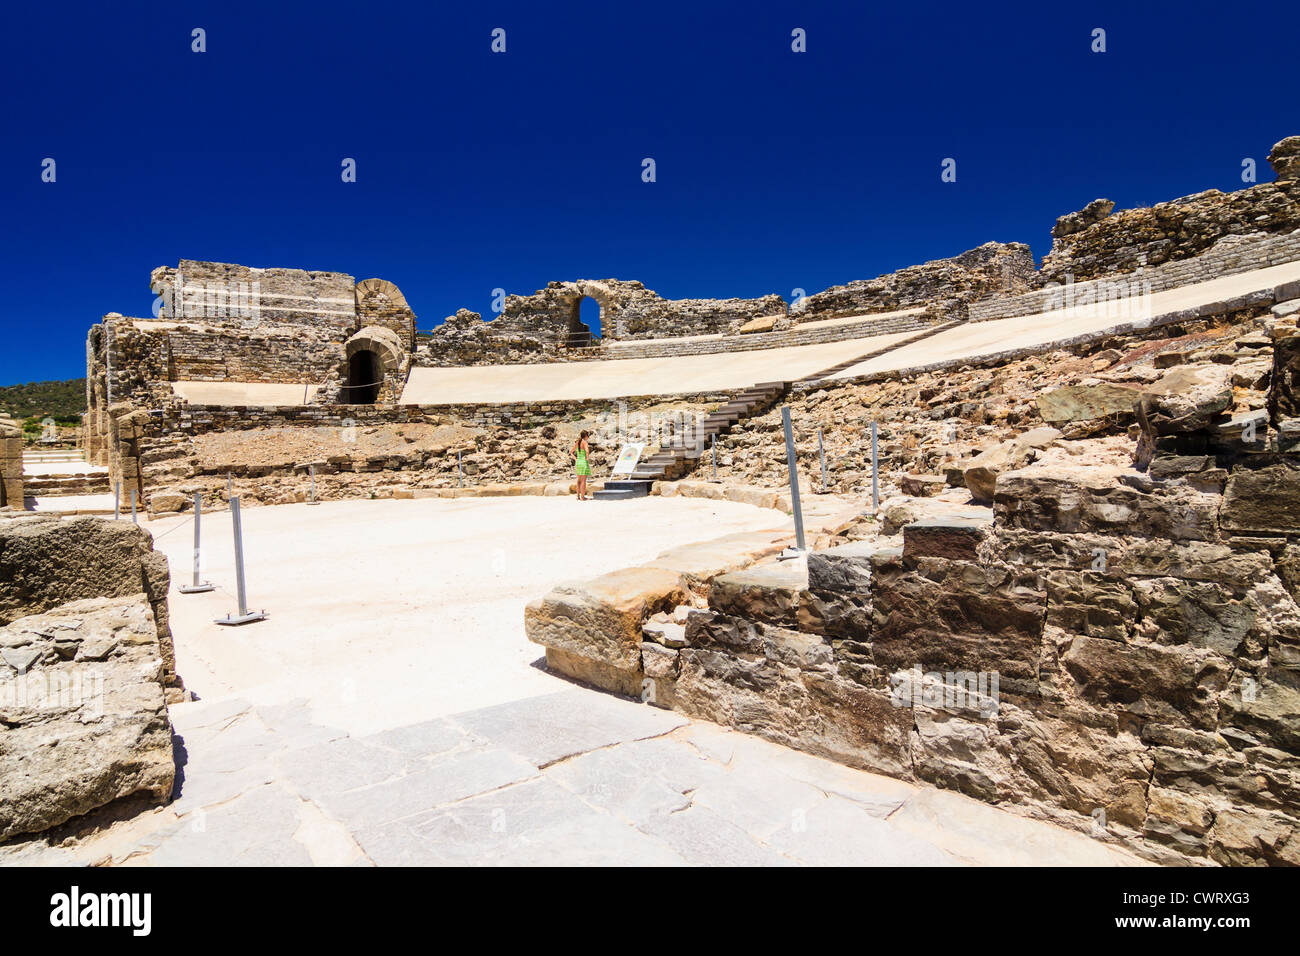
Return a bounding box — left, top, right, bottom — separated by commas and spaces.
870, 556, 1045, 681
996, 465, 1220, 541
1221, 462, 1300, 534
709, 561, 807, 628
0, 596, 175, 841
903, 517, 989, 563
1058, 635, 1228, 729
525, 566, 688, 670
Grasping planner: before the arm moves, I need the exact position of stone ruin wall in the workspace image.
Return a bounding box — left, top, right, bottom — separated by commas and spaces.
971, 228, 1300, 324
793, 241, 1037, 323
524, 307, 1300, 865
0, 515, 182, 840
128, 391, 734, 511
82, 260, 421, 505
0, 416, 22, 509
1039, 136, 1300, 285
417, 279, 787, 367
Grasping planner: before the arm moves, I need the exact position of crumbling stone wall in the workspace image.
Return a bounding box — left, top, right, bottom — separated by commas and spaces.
419, 280, 786, 366
129, 391, 732, 509
0, 516, 182, 840
794, 242, 1036, 322
0, 417, 22, 508
972, 228, 1300, 323
1039, 136, 1300, 285
82, 261, 425, 484
524, 297, 1300, 865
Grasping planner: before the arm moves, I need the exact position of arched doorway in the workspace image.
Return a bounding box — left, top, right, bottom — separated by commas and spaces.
566, 295, 602, 348
344, 349, 381, 404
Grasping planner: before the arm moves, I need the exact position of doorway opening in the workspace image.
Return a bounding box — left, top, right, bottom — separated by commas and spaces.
344, 349, 382, 404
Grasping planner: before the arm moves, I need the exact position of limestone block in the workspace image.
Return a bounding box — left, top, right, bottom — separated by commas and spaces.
544, 647, 642, 698
1036, 382, 1141, 423
525, 566, 688, 670
1058, 635, 1228, 730
902, 517, 989, 562
0, 595, 174, 840
995, 464, 1221, 541
870, 554, 1045, 681
1221, 463, 1300, 534
709, 562, 808, 629
148, 492, 186, 513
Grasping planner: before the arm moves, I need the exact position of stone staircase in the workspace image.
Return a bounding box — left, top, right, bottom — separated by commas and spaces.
628, 381, 789, 483
22, 449, 111, 498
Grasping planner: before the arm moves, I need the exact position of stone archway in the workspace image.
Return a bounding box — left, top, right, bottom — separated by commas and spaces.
342, 326, 405, 404
563, 281, 617, 345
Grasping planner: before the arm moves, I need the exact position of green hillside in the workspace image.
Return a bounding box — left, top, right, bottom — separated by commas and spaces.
0, 378, 86, 422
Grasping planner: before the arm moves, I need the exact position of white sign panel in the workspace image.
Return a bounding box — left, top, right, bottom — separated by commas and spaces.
610, 443, 646, 476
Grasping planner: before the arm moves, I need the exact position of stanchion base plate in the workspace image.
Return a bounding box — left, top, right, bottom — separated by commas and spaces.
214, 611, 268, 626
179, 583, 215, 594
777, 547, 804, 561
306, 501, 321, 506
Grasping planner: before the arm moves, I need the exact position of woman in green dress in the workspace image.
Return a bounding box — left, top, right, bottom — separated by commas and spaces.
572, 430, 593, 500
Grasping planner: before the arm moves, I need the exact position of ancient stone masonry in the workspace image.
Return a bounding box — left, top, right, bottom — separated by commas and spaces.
418, 280, 787, 367
82, 260, 420, 503
972, 228, 1300, 324
525, 291, 1300, 865
129, 392, 733, 510
793, 242, 1036, 322
0, 416, 22, 508
1038, 136, 1300, 285
0, 516, 181, 840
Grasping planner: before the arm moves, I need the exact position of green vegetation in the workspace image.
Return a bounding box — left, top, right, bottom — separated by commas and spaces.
0, 379, 85, 421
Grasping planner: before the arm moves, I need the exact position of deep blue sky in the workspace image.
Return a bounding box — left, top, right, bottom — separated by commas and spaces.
3, 1, 1297, 385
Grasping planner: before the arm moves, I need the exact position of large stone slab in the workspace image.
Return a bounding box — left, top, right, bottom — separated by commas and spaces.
1037, 382, 1142, 423
0, 596, 174, 840
448, 688, 687, 767
525, 566, 688, 670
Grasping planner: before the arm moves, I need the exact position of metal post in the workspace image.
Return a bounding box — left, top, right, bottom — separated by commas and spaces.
711, 435, 717, 480
818, 427, 827, 493
780, 407, 806, 554
215, 497, 267, 625
114, 481, 120, 520
130, 489, 137, 524
179, 494, 214, 593
871, 421, 879, 512
227, 472, 232, 501
307, 464, 320, 505
458, 451, 463, 488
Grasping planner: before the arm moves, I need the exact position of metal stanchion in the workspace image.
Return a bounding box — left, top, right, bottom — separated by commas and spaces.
226, 471, 232, 501
307, 464, 320, 505
114, 481, 120, 520
179, 494, 214, 594
130, 489, 137, 524
215, 497, 267, 626
818, 427, 827, 493
711, 435, 717, 480
871, 421, 879, 513
458, 451, 463, 488
779, 406, 806, 557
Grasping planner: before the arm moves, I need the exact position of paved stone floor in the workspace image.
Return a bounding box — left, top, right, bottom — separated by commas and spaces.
7, 689, 1144, 866
2, 498, 1147, 866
